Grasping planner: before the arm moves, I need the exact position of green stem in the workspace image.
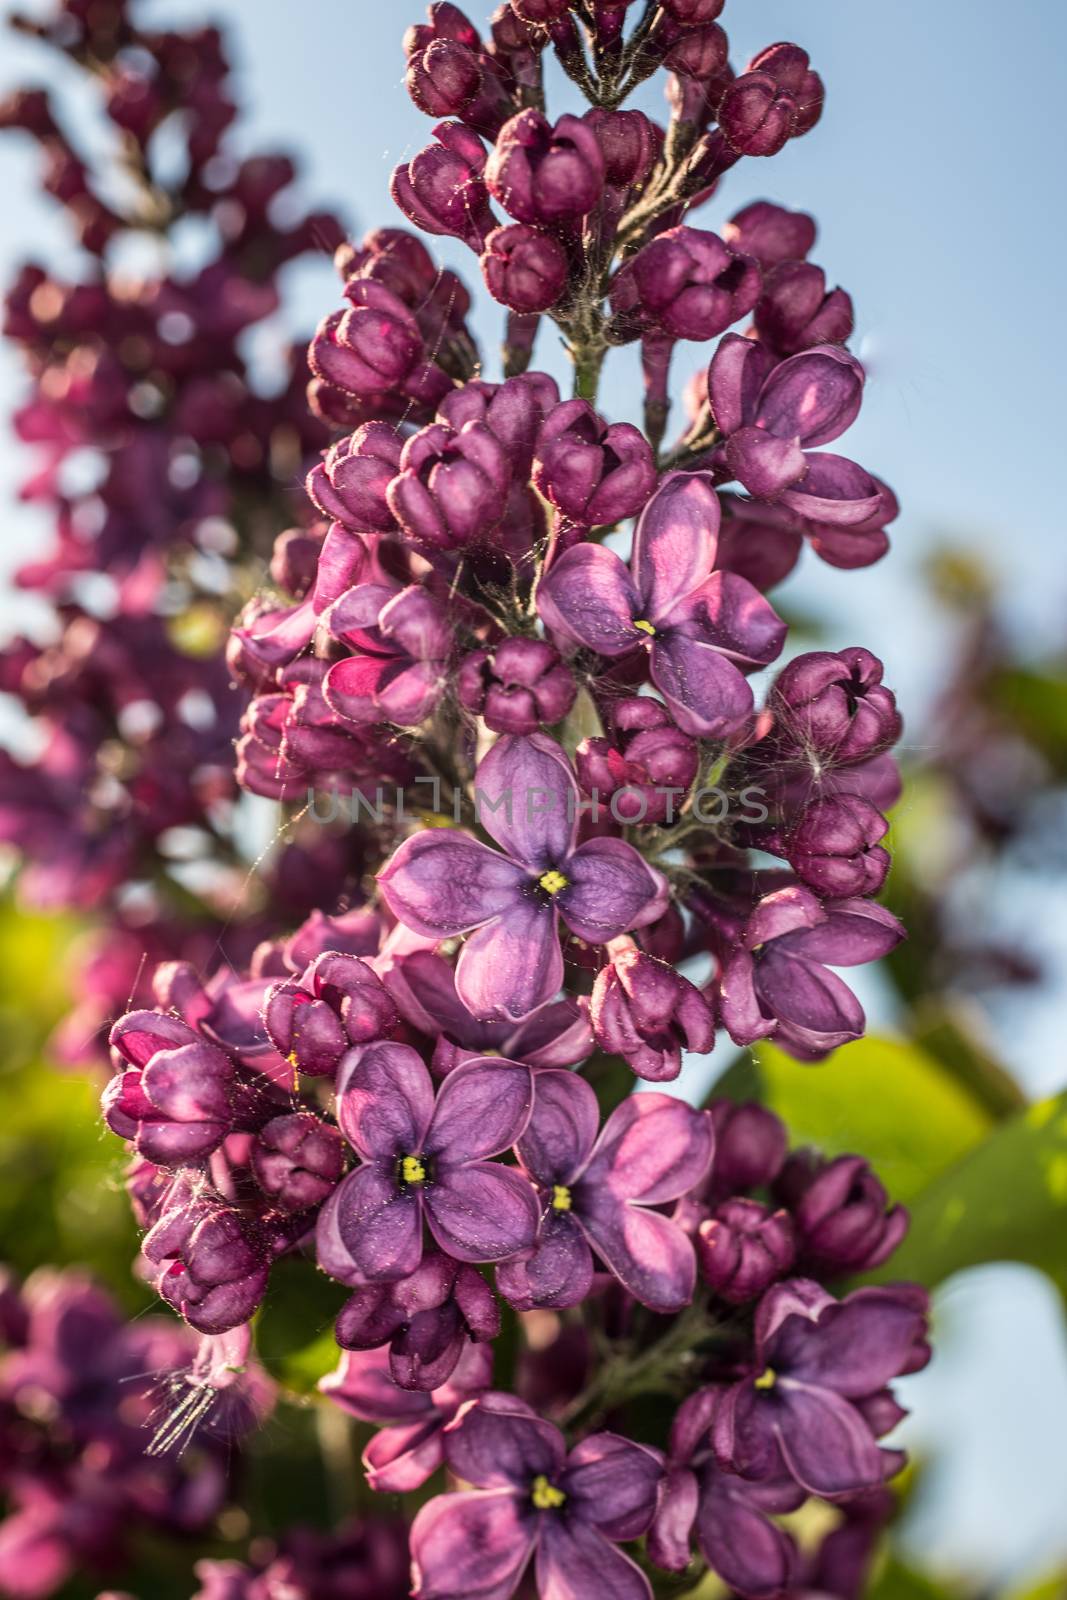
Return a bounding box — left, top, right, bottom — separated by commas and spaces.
572, 342, 607, 405
560, 1300, 715, 1431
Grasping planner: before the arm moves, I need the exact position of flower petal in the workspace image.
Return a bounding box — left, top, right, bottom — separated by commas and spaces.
427, 1059, 535, 1164
446, 1391, 565, 1489
651, 632, 754, 738
411, 1489, 534, 1600
379, 829, 526, 939
578, 1199, 696, 1314
335, 1040, 435, 1161
564, 1432, 664, 1539
560, 838, 668, 943
779, 452, 884, 526
455, 901, 563, 1024
772, 1381, 887, 1497
536, 1517, 652, 1600
664, 572, 787, 669
496, 1209, 593, 1312
584, 1093, 714, 1204
516, 1067, 600, 1187
770, 1288, 929, 1398
327, 1162, 424, 1282
364, 1416, 446, 1492
755, 346, 865, 448
425, 1162, 540, 1263
473, 733, 577, 870
631, 472, 719, 624
695, 1472, 796, 1598
536, 544, 641, 657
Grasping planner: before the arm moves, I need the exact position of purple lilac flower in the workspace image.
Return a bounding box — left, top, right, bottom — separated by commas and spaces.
775, 1152, 909, 1275
410, 1392, 663, 1600
538, 471, 785, 737
590, 944, 714, 1081
380, 733, 668, 1020
648, 1388, 803, 1595
717, 885, 905, 1058
497, 1069, 713, 1314
713, 1279, 930, 1497
315, 1042, 538, 1281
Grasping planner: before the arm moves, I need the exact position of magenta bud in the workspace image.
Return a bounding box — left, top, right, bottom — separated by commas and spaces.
662, 0, 724, 21
309, 283, 423, 398
456, 638, 576, 733
306, 422, 403, 532
533, 397, 656, 525
755, 261, 854, 355
717, 71, 796, 156
391, 122, 495, 250
265, 952, 398, 1077
387, 418, 510, 549
104, 1013, 236, 1166
749, 42, 824, 136
144, 1180, 271, 1335
696, 1197, 795, 1302
511, 0, 571, 20
404, 3, 481, 52
438, 371, 559, 477
786, 794, 890, 897
723, 201, 817, 268
576, 698, 698, 825
406, 37, 483, 118
663, 21, 728, 80
270, 527, 323, 600
769, 647, 902, 766
251, 1113, 345, 1213
777, 1152, 909, 1274
584, 108, 661, 189
620, 225, 761, 341
590, 946, 714, 1081
708, 1100, 788, 1195
481, 222, 568, 311
486, 108, 605, 225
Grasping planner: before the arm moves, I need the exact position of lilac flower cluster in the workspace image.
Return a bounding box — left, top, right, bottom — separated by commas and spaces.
0, 0, 346, 1061
0, 1268, 271, 1599
35, 1, 931, 1595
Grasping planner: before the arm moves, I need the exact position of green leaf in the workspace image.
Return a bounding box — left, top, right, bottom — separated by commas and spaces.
871, 1088, 1067, 1298
254, 1255, 349, 1394
710, 1034, 994, 1204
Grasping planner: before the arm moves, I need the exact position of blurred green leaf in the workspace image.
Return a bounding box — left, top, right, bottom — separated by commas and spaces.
986, 667, 1067, 770
908, 998, 1027, 1119
867, 1556, 958, 1600
872, 1088, 1067, 1299
711, 1035, 994, 1204
255, 1255, 350, 1394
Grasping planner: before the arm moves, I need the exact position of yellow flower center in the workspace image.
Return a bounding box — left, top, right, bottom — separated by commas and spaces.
754, 1366, 777, 1391
551, 1184, 572, 1212
538, 869, 569, 896
633, 618, 657, 636
401, 1155, 427, 1185
531, 1474, 566, 1511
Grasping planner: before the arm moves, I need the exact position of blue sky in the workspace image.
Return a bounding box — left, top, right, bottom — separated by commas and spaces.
1, 0, 1066, 1582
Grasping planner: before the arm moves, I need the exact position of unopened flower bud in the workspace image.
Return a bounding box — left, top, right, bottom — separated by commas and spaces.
696, 1197, 795, 1301
486, 108, 605, 225
776, 1151, 909, 1274
769, 648, 902, 767
306, 421, 403, 532
708, 1100, 788, 1195
251, 1113, 345, 1213
534, 397, 656, 525
457, 638, 576, 733
786, 794, 890, 897
755, 260, 854, 355
723, 200, 816, 268
481, 222, 568, 312
618, 225, 760, 341
591, 946, 714, 1081
387, 418, 510, 548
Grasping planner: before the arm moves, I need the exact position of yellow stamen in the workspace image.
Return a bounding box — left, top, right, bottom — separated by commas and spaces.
633, 618, 656, 636
754, 1366, 777, 1391
401, 1155, 427, 1185
531, 1474, 566, 1510
538, 869, 569, 895
551, 1184, 572, 1212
